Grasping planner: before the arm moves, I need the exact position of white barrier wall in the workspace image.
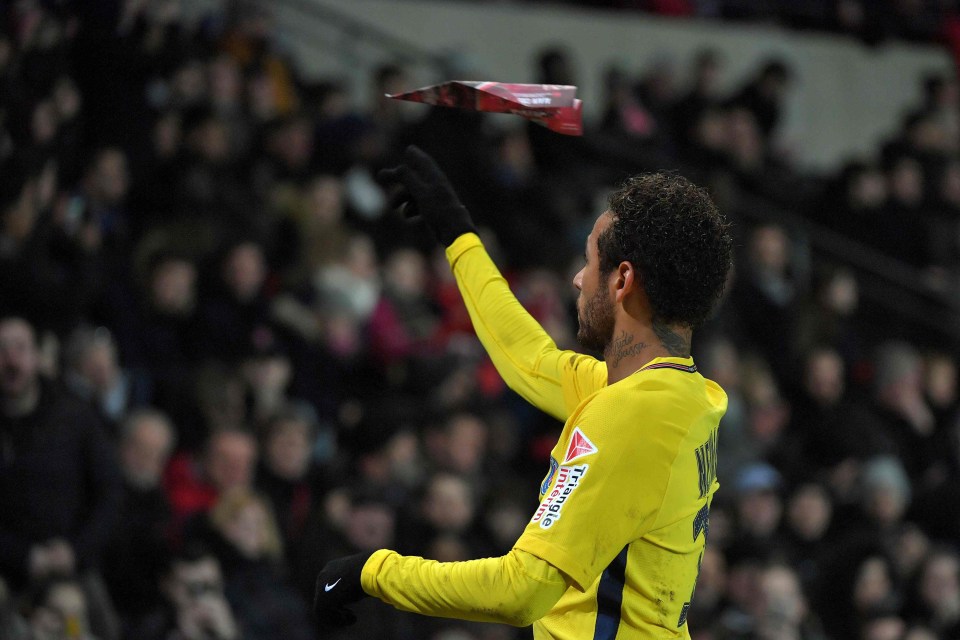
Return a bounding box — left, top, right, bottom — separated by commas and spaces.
272, 0, 953, 172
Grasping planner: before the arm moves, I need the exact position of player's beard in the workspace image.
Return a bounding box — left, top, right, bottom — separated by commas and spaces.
576, 285, 615, 354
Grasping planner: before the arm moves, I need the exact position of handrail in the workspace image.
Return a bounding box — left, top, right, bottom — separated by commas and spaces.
737, 192, 960, 343
805, 219, 951, 304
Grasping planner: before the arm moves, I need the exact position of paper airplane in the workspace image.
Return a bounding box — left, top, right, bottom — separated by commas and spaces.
387, 81, 583, 136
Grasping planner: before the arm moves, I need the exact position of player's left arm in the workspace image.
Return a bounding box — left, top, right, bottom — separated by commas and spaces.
313, 547, 568, 628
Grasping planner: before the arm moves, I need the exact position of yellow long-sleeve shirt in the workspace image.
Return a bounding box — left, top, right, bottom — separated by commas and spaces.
361, 233, 727, 639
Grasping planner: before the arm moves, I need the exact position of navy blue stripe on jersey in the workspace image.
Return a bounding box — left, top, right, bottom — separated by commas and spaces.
594, 545, 629, 639
638, 362, 698, 374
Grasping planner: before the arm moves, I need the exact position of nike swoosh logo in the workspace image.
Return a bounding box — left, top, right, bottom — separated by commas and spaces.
324, 578, 342, 592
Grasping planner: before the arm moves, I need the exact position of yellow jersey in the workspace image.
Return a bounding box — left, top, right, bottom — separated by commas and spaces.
515, 357, 725, 639
361, 233, 726, 639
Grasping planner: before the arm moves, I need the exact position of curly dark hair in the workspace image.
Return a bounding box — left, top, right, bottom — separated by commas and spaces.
598, 173, 733, 329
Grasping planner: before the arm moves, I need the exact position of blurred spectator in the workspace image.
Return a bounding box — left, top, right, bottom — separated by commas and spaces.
238, 331, 295, 428
0, 316, 122, 590
860, 611, 906, 640
129, 543, 240, 640
262, 113, 317, 186
726, 463, 785, 563
859, 456, 913, 534
342, 403, 423, 507
700, 338, 749, 480
63, 325, 147, 429
731, 59, 793, 141
687, 546, 727, 636
891, 523, 931, 586
367, 63, 411, 149
68, 147, 131, 263
751, 563, 826, 640
903, 625, 938, 640
869, 341, 937, 483
424, 411, 489, 477
922, 351, 958, 432
910, 398, 960, 542
396, 471, 487, 559
255, 403, 328, 559
730, 223, 804, 380
851, 554, 901, 628
906, 547, 960, 637
128, 110, 183, 230
26, 576, 101, 640
176, 109, 254, 227
784, 347, 880, 484
163, 427, 258, 532
312, 232, 382, 325
715, 552, 764, 638
781, 482, 834, 594
111, 250, 200, 425
207, 54, 251, 159
927, 158, 960, 276
103, 410, 177, 620
0, 576, 29, 640
294, 488, 410, 639
196, 239, 273, 364
636, 54, 680, 128
368, 247, 441, 371
918, 74, 960, 152
793, 267, 862, 367
817, 543, 901, 638
0, 156, 94, 335
478, 482, 531, 555
599, 65, 657, 142
878, 155, 928, 267
673, 49, 724, 153
274, 174, 350, 286
221, 3, 298, 114
205, 490, 316, 640
741, 356, 792, 468
815, 160, 888, 245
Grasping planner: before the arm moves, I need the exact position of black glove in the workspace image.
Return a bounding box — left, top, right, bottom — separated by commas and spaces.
378, 145, 477, 247
313, 552, 373, 627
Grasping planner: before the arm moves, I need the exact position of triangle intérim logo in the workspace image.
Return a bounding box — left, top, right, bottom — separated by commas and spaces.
562, 427, 598, 464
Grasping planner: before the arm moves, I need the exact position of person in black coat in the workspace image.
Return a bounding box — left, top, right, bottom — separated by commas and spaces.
126, 543, 240, 640
102, 409, 177, 622
202, 489, 316, 640
0, 316, 123, 590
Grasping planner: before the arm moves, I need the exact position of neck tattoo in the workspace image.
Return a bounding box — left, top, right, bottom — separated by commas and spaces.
652, 321, 690, 357
608, 331, 648, 368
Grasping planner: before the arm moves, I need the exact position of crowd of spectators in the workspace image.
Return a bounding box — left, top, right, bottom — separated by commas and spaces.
1, 1, 959, 639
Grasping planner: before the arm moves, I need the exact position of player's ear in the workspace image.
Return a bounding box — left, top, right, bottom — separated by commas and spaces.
614, 261, 638, 302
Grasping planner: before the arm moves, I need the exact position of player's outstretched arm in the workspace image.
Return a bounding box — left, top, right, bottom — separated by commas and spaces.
313, 547, 567, 629
380, 147, 606, 420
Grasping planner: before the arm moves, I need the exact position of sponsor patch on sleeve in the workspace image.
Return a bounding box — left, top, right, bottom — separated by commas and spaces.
562, 427, 598, 464
530, 463, 588, 529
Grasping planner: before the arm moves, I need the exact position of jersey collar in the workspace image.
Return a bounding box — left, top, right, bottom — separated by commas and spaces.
634, 356, 697, 375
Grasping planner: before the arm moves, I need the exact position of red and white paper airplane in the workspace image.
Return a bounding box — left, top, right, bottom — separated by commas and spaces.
387, 81, 583, 136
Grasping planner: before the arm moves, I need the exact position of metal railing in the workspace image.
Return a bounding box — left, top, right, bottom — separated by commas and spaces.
738, 192, 960, 347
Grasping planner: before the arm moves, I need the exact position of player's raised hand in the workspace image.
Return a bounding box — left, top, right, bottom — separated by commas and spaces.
313, 552, 372, 628
378, 145, 477, 247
